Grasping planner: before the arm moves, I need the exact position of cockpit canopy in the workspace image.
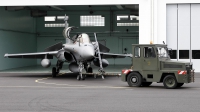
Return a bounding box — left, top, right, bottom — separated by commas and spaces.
76, 33, 91, 43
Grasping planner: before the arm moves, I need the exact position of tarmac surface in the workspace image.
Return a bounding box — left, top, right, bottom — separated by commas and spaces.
0, 71, 199, 112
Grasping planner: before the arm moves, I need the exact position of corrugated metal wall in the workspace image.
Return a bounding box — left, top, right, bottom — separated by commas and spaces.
167, 4, 200, 72
0, 7, 37, 70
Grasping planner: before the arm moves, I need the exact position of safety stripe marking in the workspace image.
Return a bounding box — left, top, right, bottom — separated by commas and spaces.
122, 69, 131, 74
124, 70, 129, 74
178, 70, 187, 75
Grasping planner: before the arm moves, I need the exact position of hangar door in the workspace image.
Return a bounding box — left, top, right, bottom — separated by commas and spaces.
120, 38, 138, 54
118, 38, 138, 64
167, 4, 200, 72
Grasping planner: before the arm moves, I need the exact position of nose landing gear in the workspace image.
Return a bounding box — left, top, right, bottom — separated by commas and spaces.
77, 62, 86, 80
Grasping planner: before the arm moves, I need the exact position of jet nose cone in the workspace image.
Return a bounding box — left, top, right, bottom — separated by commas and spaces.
87, 49, 95, 57
83, 47, 95, 59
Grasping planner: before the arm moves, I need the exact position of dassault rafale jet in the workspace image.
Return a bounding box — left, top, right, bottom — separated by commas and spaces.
4, 15, 132, 80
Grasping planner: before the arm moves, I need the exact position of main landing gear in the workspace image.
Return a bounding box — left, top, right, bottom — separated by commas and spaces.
52, 61, 63, 78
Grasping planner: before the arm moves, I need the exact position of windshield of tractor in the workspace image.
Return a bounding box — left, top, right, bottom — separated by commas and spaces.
157, 46, 170, 58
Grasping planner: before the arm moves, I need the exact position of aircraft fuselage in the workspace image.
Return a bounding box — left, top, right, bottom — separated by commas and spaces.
63, 42, 95, 62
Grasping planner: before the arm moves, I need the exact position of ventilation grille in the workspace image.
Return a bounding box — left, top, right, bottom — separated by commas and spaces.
163, 64, 182, 68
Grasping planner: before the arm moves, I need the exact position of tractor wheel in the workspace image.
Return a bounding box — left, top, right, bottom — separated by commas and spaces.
163, 75, 177, 89
127, 72, 142, 87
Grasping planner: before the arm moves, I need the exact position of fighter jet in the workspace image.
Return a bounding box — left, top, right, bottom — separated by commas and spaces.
4, 16, 132, 80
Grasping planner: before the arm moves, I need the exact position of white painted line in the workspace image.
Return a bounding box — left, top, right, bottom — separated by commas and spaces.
34, 73, 129, 89
0, 86, 130, 89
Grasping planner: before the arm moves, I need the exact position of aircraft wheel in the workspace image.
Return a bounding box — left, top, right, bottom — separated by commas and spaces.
127, 72, 142, 87
81, 75, 85, 80
87, 67, 93, 73
55, 70, 59, 76
77, 75, 81, 80
86, 67, 93, 78
56, 69, 60, 74
141, 82, 152, 87
177, 83, 184, 87
94, 75, 97, 79
163, 75, 177, 89
52, 67, 57, 78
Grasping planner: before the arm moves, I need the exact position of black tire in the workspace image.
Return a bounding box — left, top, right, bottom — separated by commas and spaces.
127, 72, 142, 87
57, 69, 60, 74
77, 75, 81, 80
142, 82, 152, 87
87, 67, 93, 73
81, 74, 85, 80
177, 83, 184, 87
163, 75, 177, 89
52, 67, 57, 78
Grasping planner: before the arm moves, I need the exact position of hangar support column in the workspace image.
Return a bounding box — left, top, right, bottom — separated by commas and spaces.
139, 0, 166, 44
